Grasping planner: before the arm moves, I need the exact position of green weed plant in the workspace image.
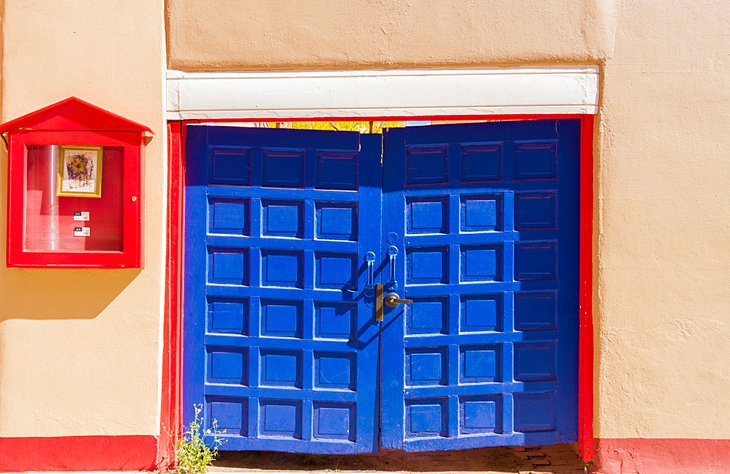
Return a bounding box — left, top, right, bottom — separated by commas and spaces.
175, 405, 225, 474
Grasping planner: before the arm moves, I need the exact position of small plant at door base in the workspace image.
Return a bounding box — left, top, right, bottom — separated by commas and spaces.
175, 405, 225, 474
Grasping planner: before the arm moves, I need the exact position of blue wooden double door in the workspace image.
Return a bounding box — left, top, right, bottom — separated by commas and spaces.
183, 120, 580, 454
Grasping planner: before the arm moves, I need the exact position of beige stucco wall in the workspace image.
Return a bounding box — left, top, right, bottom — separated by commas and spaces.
1, 0, 728, 442
595, 1, 730, 439
167, 0, 617, 70
166, 0, 730, 440
0, 0, 165, 436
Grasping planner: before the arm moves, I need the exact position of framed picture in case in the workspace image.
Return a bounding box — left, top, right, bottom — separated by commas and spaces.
58, 145, 103, 197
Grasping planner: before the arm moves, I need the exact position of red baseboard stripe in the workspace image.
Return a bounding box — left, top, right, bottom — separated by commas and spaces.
595, 438, 730, 474
0, 435, 157, 472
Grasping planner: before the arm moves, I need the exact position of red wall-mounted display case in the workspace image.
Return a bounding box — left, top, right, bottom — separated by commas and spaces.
1, 97, 152, 268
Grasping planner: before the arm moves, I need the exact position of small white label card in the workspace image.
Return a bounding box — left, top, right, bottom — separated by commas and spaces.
73, 226, 91, 237
73, 211, 90, 221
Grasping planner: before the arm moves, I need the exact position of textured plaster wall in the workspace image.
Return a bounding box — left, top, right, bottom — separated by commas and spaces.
595, 1, 730, 439
1, 0, 728, 442
0, 0, 165, 436
166, 0, 730, 440
167, 0, 617, 71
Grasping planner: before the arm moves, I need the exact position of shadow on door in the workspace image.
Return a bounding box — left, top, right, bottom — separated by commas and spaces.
213, 443, 583, 472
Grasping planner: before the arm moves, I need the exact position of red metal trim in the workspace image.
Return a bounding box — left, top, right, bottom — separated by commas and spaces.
6, 130, 143, 268
578, 116, 595, 461
0, 96, 153, 134
595, 438, 730, 473
181, 113, 585, 124
157, 121, 184, 468
163, 114, 596, 462
0, 435, 157, 471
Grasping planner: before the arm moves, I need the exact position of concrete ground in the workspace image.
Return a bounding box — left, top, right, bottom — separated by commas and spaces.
211, 443, 586, 473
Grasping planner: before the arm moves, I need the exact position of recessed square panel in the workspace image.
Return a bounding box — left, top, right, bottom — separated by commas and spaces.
460, 397, 501, 434
260, 399, 302, 438
262, 200, 302, 237
260, 299, 302, 338
315, 303, 355, 340
515, 242, 557, 280
460, 295, 502, 332
406, 348, 447, 386
407, 298, 448, 335
406, 399, 447, 437
209, 148, 251, 185
317, 152, 357, 190
208, 297, 248, 335
514, 142, 558, 181
207, 347, 247, 385
515, 291, 557, 330
515, 192, 558, 230
515, 342, 557, 381
314, 352, 356, 390
261, 250, 303, 288
208, 397, 247, 435
461, 144, 502, 182
407, 197, 448, 234
460, 245, 502, 282
262, 149, 305, 188
316, 203, 357, 241
208, 198, 249, 235
514, 392, 557, 432
460, 346, 500, 383
260, 350, 302, 387
315, 252, 356, 290
208, 248, 249, 285
461, 195, 502, 232
406, 146, 448, 185
313, 402, 355, 441
407, 247, 448, 284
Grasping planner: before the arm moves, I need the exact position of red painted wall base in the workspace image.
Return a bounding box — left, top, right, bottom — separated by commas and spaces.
595, 438, 730, 474
2, 435, 729, 472
0, 435, 157, 472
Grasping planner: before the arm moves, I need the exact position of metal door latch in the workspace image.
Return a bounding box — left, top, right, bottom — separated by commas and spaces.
384, 292, 413, 308
375, 283, 384, 322
375, 285, 413, 320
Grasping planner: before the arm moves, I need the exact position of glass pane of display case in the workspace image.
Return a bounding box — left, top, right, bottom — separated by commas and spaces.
25, 145, 124, 252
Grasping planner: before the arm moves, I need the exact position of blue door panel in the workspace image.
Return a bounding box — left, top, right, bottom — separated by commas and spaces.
380, 120, 580, 451
184, 127, 382, 454
184, 120, 580, 454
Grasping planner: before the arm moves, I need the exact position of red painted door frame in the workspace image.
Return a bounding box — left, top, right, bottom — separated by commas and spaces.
157, 120, 185, 468
159, 115, 595, 465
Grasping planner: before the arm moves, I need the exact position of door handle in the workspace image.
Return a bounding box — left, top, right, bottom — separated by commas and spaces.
387, 245, 398, 290
384, 292, 413, 308
364, 251, 376, 297
376, 285, 411, 320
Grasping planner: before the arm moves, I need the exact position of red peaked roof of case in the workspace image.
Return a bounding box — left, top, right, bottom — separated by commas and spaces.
0, 96, 153, 134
